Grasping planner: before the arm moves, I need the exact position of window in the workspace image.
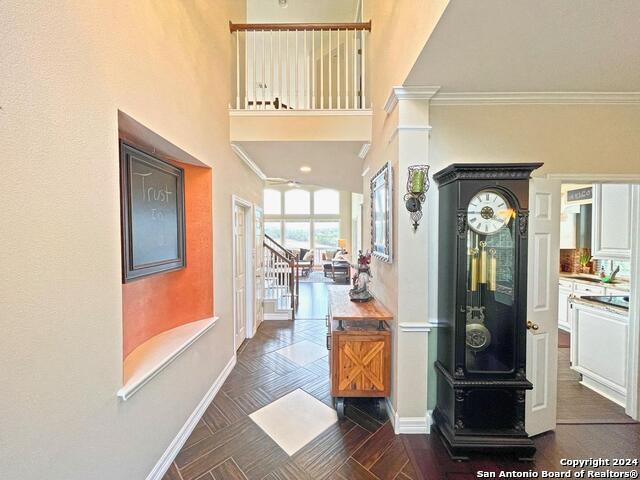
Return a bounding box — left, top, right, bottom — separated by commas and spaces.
284, 189, 310, 215
265, 221, 282, 242
313, 221, 340, 249
284, 222, 310, 249
264, 189, 281, 215
264, 187, 342, 252
313, 189, 340, 215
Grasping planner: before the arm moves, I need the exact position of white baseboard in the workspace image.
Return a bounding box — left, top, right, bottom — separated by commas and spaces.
263, 313, 291, 320
385, 399, 433, 434
146, 354, 237, 480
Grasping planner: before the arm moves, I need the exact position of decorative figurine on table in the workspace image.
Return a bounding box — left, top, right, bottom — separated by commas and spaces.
350, 251, 373, 302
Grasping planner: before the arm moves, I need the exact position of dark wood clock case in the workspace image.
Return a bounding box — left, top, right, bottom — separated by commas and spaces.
432, 163, 543, 461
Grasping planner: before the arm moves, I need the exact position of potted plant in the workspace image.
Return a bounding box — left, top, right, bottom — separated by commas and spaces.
579, 252, 592, 274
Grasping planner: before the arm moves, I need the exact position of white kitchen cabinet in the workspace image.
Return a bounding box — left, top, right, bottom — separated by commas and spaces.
558, 286, 572, 331
559, 211, 577, 249
605, 286, 629, 297
573, 282, 606, 297
570, 301, 628, 406
592, 184, 632, 260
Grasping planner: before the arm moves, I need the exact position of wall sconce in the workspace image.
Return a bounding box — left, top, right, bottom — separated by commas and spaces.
404, 165, 430, 231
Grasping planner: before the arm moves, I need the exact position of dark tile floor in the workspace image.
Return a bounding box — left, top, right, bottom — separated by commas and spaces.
163, 289, 639, 480
556, 339, 637, 424
404, 422, 640, 479
163, 319, 414, 480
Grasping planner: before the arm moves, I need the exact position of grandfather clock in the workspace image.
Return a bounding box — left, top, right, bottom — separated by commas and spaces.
432, 163, 542, 460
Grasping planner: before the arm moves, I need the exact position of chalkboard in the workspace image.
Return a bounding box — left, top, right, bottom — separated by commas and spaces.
120, 143, 185, 282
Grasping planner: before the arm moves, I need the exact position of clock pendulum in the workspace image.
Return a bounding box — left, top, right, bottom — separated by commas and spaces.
479, 241, 488, 284
489, 248, 497, 292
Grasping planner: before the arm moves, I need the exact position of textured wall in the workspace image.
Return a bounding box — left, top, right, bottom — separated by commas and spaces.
122, 160, 213, 358
0, 1, 263, 479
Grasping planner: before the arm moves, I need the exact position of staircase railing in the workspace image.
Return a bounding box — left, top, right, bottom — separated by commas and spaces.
264, 234, 299, 319
230, 21, 371, 111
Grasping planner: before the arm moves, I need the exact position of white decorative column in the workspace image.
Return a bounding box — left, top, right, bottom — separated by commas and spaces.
383, 86, 440, 433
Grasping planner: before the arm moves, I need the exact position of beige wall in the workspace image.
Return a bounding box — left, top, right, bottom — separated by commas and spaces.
430, 104, 640, 176
361, 0, 448, 417
0, 1, 262, 479
230, 113, 372, 142
364, 0, 449, 174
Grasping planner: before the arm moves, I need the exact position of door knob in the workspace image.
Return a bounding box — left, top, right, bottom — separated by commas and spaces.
527, 321, 539, 331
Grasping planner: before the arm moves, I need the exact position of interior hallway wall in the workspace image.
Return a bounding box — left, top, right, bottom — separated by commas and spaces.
0, 1, 262, 479
361, 0, 450, 418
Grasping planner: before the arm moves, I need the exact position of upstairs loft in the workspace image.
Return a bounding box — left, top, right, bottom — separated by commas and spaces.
229, 21, 372, 148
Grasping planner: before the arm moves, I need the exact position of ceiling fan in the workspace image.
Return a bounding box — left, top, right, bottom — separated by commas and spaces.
266, 177, 302, 187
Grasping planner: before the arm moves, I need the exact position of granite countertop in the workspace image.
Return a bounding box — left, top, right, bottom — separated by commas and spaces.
559, 272, 631, 292
569, 296, 629, 316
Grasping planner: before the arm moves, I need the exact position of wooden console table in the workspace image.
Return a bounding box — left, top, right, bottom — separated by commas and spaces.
327, 285, 394, 419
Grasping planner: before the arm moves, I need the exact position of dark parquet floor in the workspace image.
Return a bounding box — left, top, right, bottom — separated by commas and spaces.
164, 318, 640, 480
163, 319, 415, 480
404, 422, 640, 479
556, 347, 636, 424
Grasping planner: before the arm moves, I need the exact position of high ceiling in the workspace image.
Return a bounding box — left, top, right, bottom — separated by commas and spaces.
247, 0, 360, 23
236, 141, 365, 192
405, 0, 640, 92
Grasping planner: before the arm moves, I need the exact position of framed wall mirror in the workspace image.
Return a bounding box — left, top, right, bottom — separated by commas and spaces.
370, 162, 393, 263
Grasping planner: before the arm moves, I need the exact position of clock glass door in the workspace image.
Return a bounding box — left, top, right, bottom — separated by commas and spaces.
465, 189, 517, 373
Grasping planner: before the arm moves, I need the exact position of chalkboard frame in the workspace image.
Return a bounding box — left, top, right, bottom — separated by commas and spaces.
120, 142, 186, 282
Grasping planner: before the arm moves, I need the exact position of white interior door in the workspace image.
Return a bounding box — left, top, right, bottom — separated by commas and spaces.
234, 204, 247, 349
525, 177, 561, 436
254, 206, 264, 334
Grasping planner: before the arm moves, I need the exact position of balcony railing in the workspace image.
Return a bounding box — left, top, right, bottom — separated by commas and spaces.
230, 21, 371, 111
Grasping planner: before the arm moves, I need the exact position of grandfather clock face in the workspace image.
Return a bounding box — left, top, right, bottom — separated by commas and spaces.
466, 190, 511, 235
464, 188, 517, 373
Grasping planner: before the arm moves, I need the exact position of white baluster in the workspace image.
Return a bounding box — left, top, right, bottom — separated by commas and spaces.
320, 30, 324, 109
362, 30, 366, 108
270, 30, 274, 110
235, 31, 240, 109
295, 30, 299, 109
278, 30, 281, 108
329, 29, 332, 109
252, 30, 257, 110
345, 29, 349, 109
286, 30, 290, 108
303, 29, 307, 109
337, 29, 341, 109
353, 29, 357, 109
262, 30, 265, 109
245, 31, 249, 109
312, 30, 316, 109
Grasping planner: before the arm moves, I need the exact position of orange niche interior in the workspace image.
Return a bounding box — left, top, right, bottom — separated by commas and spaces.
122, 159, 213, 359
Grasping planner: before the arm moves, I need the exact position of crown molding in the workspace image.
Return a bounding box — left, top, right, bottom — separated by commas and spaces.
430, 91, 640, 106
384, 86, 441, 113
358, 143, 371, 159
229, 108, 373, 117
230, 143, 267, 181
546, 173, 640, 182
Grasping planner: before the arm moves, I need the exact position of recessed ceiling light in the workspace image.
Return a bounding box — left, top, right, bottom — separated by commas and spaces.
300, 166, 311, 172
279, 0, 288, 8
